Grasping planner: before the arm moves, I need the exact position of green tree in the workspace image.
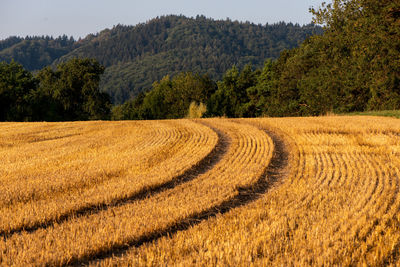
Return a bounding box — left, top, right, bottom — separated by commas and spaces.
33, 66, 65, 121
244, 60, 277, 117
116, 72, 217, 120
0, 61, 37, 121
166, 72, 216, 118
260, 0, 400, 116
310, 0, 400, 112
140, 76, 173, 119
111, 92, 146, 120
208, 64, 259, 117
38, 58, 111, 120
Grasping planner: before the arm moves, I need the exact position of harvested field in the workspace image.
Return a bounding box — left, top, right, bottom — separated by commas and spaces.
0, 116, 399, 266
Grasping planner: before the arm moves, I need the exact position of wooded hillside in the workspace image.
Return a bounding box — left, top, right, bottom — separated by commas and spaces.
0, 15, 322, 104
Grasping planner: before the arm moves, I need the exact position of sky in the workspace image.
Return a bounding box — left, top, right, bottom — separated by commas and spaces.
0, 0, 328, 40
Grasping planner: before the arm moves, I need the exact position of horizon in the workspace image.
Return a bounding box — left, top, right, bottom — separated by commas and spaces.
0, 14, 320, 41
0, 0, 329, 40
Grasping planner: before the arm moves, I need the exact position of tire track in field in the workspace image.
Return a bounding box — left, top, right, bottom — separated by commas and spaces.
0, 121, 229, 240
68, 124, 289, 267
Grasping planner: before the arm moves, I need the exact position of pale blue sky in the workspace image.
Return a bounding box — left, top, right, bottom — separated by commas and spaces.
0, 0, 328, 40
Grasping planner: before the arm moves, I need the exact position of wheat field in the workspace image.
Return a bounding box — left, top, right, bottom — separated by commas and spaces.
0, 116, 399, 266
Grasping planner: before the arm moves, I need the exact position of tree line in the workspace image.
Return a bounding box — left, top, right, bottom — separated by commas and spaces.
0, 59, 110, 121
114, 0, 400, 118
93, 17, 322, 104
1, 0, 399, 121
0, 15, 322, 105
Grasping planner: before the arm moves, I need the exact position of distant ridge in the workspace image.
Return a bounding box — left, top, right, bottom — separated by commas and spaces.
0, 15, 322, 104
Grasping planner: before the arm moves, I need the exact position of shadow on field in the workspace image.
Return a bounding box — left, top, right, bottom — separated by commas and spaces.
0, 121, 230, 240
66, 123, 289, 267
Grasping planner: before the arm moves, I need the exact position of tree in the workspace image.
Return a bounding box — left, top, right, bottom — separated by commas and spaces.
310, 0, 400, 111
207, 64, 259, 117
0, 61, 37, 121
114, 72, 217, 120
166, 72, 216, 118
111, 92, 146, 120
37, 58, 111, 120
258, 0, 400, 116
244, 60, 277, 117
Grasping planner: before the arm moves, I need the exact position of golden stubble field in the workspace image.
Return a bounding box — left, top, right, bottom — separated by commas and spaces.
0, 116, 399, 266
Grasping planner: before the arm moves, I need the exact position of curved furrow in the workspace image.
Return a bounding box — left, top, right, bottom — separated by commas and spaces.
303, 128, 399, 265
326, 152, 385, 247
0, 119, 274, 266
377, 166, 400, 265
343, 156, 400, 264
273, 131, 328, 212
0, 120, 219, 238
351, 152, 383, 212
136, 121, 187, 170
351, 152, 387, 216
324, 152, 338, 188
346, 152, 380, 215
333, 152, 347, 188
368, 153, 392, 210
93, 119, 292, 266
330, 152, 363, 227
308, 150, 328, 189
289, 131, 352, 212
313, 151, 324, 188
296, 118, 400, 265
348, 152, 376, 211
328, 151, 384, 238
248, 117, 400, 265
0, 123, 87, 183
291, 150, 332, 212
0, 122, 78, 151
339, 152, 359, 190
382, 165, 400, 215
314, 151, 331, 188
326, 152, 341, 187
91, 119, 291, 266
1, 116, 399, 266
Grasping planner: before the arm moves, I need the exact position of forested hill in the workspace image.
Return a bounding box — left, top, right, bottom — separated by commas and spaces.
0, 15, 322, 104
61, 16, 322, 104
0, 35, 78, 71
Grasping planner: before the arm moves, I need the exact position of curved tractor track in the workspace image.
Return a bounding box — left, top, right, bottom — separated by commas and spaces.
0, 121, 227, 239
96, 117, 400, 266
77, 121, 289, 266
1, 116, 399, 266
0, 120, 219, 238
0, 119, 283, 266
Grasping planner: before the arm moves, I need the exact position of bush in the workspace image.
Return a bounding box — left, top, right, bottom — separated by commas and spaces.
187, 102, 207, 118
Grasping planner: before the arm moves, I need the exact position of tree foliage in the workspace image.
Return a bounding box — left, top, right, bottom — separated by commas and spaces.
0, 61, 37, 121
0, 59, 111, 121
1, 16, 321, 105
113, 72, 216, 120
299, 0, 400, 113
115, 0, 399, 119
56, 15, 321, 104
0, 35, 77, 71
207, 65, 260, 117
38, 58, 111, 120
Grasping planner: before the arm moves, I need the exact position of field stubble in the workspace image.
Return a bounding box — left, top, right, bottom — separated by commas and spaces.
0, 116, 399, 266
